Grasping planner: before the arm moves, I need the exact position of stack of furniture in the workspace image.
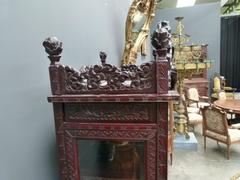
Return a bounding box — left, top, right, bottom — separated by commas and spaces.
182, 52, 209, 97
182, 44, 209, 97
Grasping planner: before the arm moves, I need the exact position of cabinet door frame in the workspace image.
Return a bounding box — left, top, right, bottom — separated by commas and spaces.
61, 123, 157, 180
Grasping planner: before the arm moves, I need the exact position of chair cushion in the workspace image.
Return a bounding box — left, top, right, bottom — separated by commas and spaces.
205, 129, 240, 143
188, 113, 203, 124
231, 123, 240, 129
190, 102, 210, 108
228, 129, 240, 142
218, 92, 227, 100
188, 88, 200, 101
187, 107, 200, 113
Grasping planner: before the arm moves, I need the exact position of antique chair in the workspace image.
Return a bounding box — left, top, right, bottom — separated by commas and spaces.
202, 105, 240, 159
218, 91, 227, 100
182, 94, 200, 114
182, 94, 203, 132
211, 73, 236, 100
186, 88, 210, 108
218, 91, 235, 119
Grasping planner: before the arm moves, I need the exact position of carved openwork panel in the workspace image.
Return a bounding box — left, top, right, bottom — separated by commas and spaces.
63, 61, 156, 94
63, 123, 157, 180
65, 103, 156, 123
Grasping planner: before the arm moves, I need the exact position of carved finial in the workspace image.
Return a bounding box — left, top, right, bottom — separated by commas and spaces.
151, 21, 171, 58
43, 37, 63, 65
99, 51, 107, 65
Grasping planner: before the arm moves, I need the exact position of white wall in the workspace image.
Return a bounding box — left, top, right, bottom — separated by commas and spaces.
0, 1, 130, 180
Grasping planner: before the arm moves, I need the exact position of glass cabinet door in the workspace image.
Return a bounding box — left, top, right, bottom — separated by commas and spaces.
78, 140, 145, 180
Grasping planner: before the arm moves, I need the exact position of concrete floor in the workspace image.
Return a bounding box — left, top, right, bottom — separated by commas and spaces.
168, 134, 240, 180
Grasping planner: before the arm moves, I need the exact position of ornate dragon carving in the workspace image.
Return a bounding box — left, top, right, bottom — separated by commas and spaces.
64, 52, 155, 94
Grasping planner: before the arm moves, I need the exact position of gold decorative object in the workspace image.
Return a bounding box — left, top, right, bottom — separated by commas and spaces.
172, 17, 190, 48
122, 0, 159, 65
182, 45, 192, 62
191, 45, 202, 60
172, 17, 212, 138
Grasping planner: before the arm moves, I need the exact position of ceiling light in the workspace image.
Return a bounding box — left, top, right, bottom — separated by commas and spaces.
177, 0, 196, 8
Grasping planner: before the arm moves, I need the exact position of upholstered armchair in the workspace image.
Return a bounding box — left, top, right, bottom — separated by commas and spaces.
186, 88, 210, 108
182, 94, 200, 113
211, 73, 236, 100
182, 94, 203, 132
202, 105, 240, 159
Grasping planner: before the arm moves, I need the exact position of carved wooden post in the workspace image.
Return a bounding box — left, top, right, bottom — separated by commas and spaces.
151, 22, 173, 179
156, 49, 169, 94
43, 37, 64, 95
151, 23, 171, 94
157, 102, 168, 180
43, 37, 68, 180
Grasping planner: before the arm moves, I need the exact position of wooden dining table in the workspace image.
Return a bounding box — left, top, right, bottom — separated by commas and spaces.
214, 99, 240, 114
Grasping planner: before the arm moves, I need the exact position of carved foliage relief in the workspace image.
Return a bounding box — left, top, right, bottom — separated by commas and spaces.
65, 103, 156, 122
63, 61, 155, 94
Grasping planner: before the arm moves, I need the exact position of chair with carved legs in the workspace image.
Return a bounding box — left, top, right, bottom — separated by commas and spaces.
182, 94, 203, 132
202, 105, 240, 159
187, 88, 210, 108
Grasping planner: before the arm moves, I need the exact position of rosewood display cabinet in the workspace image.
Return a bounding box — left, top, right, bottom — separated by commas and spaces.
43, 37, 178, 180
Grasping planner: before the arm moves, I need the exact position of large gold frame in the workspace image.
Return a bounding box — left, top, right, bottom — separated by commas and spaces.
122, 0, 158, 65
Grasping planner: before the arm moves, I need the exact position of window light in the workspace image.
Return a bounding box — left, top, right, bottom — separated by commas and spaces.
177, 0, 196, 8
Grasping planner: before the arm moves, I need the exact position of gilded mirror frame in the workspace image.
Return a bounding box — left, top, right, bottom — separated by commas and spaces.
122, 0, 159, 65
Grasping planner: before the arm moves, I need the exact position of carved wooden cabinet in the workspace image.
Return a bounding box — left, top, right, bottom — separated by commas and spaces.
43, 36, 178, 180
